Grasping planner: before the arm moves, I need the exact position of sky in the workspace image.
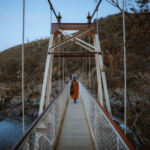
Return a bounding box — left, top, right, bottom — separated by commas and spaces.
0, 0, 121, 52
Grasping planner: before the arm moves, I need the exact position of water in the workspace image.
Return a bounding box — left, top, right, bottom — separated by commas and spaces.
0, 114, 35, 150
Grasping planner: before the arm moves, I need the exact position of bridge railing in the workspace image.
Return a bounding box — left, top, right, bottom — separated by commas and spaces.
11, 81, 71, 150
79, 82, 136, 150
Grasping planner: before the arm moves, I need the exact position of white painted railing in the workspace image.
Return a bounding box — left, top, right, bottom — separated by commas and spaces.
11, 80, 136, 150
79, 82, 136, 150
11, 81, 71, 150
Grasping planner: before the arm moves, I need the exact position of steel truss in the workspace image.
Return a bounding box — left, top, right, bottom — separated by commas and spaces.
39, 23, 112, 116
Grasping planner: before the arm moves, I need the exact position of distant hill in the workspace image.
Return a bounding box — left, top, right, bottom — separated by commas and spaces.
0, 13, 149, 86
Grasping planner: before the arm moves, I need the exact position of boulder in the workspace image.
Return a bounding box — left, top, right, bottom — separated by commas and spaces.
36, 84, 43, 93
27, 110, 35, 117
11, 97, 19, 104
5, 108, 11, 113
115, 88, 124, 96
113, 100, 122, 106
8, 108, 22, 117
16, 70, 21, 75
91, 67, 96, 77
33, 112, 38, 118
26, 89, 32, 95
0, 117, 3, 122
27, 110, 38, 118
52, 67, 58, 76
130, 102, 136, 109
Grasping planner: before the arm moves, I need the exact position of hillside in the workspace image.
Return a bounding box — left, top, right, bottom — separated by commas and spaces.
0, 13, 150, 149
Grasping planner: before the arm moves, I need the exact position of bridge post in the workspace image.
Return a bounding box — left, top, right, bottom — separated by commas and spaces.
93, 37, 103, 106
39, 34, 54, 114
45, 51, 54, 107
95, 34, 112, 116
95, 55, 103, 106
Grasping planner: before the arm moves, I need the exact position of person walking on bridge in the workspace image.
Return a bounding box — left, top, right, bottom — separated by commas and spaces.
70, 76, 79, 103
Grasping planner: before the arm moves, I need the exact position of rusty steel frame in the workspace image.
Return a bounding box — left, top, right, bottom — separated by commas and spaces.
51, 23, 97, 34
54, 55, 95, 57
47, 51, 101, 54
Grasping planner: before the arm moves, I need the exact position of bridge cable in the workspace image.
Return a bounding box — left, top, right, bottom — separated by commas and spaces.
63, 46, 64, 87
59, 35, 60, 92
83, 50, 84, 84
91, 0, 102, 21
22, 0, 25, 134
47, 0, 58, 21
89, 32, 91, 90
85, 36, 88, 88
85, 48, 87, 87
122, 0, 127, 135
96, 0, 99, 100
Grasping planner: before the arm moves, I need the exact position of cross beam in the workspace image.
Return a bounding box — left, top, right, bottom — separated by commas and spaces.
54, 55, 95, 57
47, 52, 101, 54
54, 32, 89, 52
61, 33, 94, 52
47, 51, 101, 58
49, 27, 94, 51
59, 29, 98, 50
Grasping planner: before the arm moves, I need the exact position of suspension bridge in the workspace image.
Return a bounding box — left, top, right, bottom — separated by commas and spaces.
11, 0, 136, 150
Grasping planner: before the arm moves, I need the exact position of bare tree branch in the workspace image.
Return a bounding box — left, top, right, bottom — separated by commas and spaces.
106, 0, 150, 15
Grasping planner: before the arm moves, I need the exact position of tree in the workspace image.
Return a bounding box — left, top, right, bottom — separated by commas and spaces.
106, 0, 150, 15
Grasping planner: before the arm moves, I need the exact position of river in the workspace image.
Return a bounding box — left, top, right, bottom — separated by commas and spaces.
0, 114, 35, 150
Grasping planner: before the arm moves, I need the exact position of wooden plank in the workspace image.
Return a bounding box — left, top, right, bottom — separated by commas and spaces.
57, 146, 95, 150
56, 97, 95, 150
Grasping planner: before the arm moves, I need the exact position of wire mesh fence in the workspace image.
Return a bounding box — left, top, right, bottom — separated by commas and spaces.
11, 82, 71, 150
79, 82, 135, 150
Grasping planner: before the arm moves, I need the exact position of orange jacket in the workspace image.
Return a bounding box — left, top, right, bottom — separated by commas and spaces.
71, 81, 79, 99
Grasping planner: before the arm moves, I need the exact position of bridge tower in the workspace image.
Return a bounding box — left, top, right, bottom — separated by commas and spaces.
39, 0, 112, 116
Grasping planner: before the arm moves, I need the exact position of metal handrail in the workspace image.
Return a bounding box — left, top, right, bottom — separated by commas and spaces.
79, 81, 136, 150
11, 80, 136, 150
11, 81, 71, 150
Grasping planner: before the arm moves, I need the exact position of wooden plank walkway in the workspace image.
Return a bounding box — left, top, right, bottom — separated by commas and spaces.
56, 97, 95, 150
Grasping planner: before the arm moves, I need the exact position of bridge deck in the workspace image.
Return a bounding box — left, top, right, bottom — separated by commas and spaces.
56, 97, 95, 150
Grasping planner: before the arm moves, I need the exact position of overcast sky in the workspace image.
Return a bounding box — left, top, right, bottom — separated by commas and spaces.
0, 0, 120, 52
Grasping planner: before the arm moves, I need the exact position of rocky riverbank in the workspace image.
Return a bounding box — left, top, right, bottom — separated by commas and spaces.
0, 81, 65, 119
0, 101, 39, 118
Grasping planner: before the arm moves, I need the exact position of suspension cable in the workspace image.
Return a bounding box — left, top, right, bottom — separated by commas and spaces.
89, 33, 91, 90
122, 0, 127, 135
96, 0, 99, 101
91, 0, 102, 21
63, 48, 64, 87
22, 0, 25, 134
47, 0, 58, 20
85, 48, 87, 87
65, 51, 66, 84
59, 35, 60, 92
